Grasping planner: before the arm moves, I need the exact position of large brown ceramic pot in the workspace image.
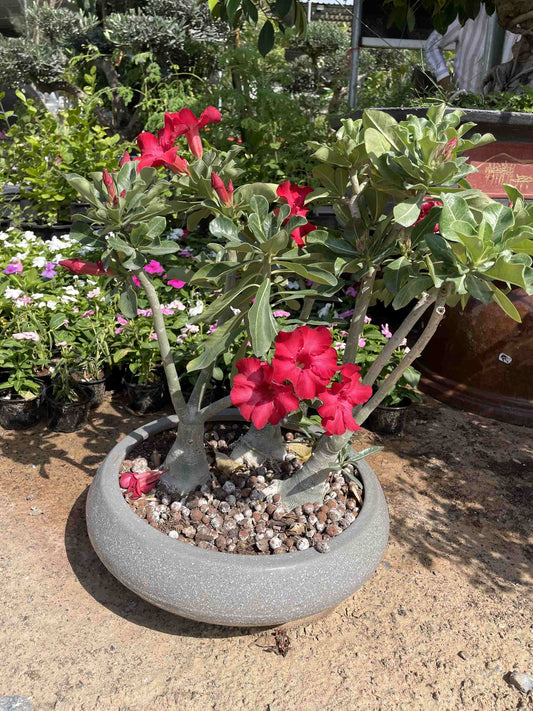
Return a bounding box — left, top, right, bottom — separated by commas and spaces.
419, 288, 533, 426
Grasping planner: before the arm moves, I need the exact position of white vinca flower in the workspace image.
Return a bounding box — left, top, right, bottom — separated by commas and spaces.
168, 228, 184, 241
32, 256, 47, 268
5, 288, 23, 299
63, 285, 79, 296
287, 280, 300, 290
318, 303, 332, 319
46, 300, 57, 310
188, 300, 203, 317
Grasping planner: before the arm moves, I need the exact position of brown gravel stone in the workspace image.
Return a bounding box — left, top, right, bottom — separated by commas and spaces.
326, 500, 337, 509
273, 493, 281, 503
317, 511, 327, 523
190, 509, 203, 522
196, 525, 218, 542
266, 503, 277, 515
182, 526, 196, 539
326, 524, 342, 537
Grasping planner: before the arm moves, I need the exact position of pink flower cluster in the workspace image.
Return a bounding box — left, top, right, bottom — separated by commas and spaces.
231, 326, 372, 436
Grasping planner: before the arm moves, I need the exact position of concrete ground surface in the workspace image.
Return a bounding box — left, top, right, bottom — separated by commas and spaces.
0, 395, 532, 711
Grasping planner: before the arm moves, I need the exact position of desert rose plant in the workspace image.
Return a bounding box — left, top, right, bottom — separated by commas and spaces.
63, 104, 533, 509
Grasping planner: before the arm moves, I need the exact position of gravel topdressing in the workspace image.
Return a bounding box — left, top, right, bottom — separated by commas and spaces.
120, 422, 364, 555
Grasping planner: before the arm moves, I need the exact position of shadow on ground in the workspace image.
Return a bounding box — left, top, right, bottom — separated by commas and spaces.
64, 487, 266, 639
358, 398, 533, 595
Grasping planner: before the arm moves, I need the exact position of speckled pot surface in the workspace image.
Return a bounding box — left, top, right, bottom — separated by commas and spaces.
86, 415, 389, 627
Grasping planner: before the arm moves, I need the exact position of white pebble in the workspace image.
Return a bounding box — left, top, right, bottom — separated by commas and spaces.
170, 501, 181, 512
244, 509, 253, 518
233, 512, 244, 522
265, 529, 274, 539
256, 475, 265, 484
345, 512, 356, 524
181, 506, 191, 517
269, 537, 282, 550
168, 530, 179, 539
296, 538, 310, 551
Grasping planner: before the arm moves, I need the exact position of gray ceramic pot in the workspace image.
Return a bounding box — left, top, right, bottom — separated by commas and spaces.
86, 415, 389, 627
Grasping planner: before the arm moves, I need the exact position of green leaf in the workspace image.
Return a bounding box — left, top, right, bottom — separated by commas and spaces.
140, 240, 180, 256
384, 256, 409, 295
489, 283, 521, 322
234, 183, 278, 203
248, 279, 278, 357
393, 194, 424, 227
364, 128, 392, 161
484, 255, 533, 291
209, 215, 239, 241
392, 276, 433, 309
465, 275, 493, 303
107, 234, 135, 256
276, 260, 337, 286
362, 109, 401, 151
187, 313, 243, 371
119, 284, 138, 319
258, 20, 275, 56
426, 233, 457, 266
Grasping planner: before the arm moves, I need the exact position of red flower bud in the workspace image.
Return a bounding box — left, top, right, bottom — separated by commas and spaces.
102, 169, 117, 205
211, 171, 232, 206
119, 151, 131, 166
59, 259, 115, 277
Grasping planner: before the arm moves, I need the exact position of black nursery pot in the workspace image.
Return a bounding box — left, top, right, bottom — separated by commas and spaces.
365, 399, 411, 435
124, 378, 167, 414
74, 371, 108, 409
0, 384, 44, 430
45, 386, 92, 433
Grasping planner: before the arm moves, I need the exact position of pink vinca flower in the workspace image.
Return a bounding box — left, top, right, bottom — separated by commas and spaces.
167, 279, 186, 289
144, 260, 165, 275
272, 325, 339, 400
3, 260, 23, 274
381, 324, 392, 339
231, 358, 299, 429
12, 331, 39, 341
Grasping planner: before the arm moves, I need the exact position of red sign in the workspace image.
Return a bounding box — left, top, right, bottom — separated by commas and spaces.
465, 142, 533, 198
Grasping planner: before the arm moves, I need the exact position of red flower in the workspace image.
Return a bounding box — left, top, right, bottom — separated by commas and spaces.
59, 259, 115, 276
276, 181, 313, 214
231, 358, 299, 429
136, 133, 189, 174
317, 364, 372, 436
119, 151, 131, 167
211, 172, 234, 206
290, 222, 317, 248
120, 470, 163, 499
276, 181, 317, 247
415, 197, 443, 233
272, 325, 339, 400
167, 106, 222, 159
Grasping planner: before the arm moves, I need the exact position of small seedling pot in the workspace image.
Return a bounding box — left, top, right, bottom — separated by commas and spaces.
365, 399, 411, 435
45, 386, 92, 432
0, 383, 44, 430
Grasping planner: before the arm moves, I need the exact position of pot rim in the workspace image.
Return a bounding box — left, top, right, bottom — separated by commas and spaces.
96, 409, 384, 569
45, 384, 92, 407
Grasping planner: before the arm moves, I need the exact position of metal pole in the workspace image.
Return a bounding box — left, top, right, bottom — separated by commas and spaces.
307, 0, 312, 23
348, 0, 363, 109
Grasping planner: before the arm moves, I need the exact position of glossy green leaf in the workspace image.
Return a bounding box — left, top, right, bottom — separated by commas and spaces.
248, 279, 278, 357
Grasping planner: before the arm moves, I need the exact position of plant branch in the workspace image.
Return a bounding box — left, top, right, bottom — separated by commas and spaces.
362, 291, 436, 387
355, 285, 450, 425
200, 395, 233, 421
189, 251, 238, 412
300, 295, 315, 321
136, 270, 187, 416
343, 267, 376, 364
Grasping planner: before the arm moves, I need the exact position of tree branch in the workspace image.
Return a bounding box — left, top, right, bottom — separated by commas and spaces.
136, 270, 187, 416
355, 285, 450, 425
343, 267, 376, 364
362, 291, 436, 387
200, 395, 233, 421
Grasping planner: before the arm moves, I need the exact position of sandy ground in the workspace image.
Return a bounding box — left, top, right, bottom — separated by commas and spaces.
0, 394, 532, 711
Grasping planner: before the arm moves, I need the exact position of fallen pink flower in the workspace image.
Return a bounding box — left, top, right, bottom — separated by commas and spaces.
119, 470, 163, 499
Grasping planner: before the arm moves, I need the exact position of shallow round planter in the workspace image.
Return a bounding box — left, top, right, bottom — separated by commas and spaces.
86, 415, 389, 627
